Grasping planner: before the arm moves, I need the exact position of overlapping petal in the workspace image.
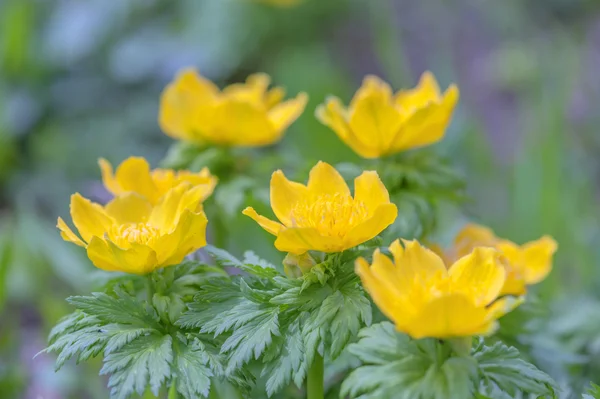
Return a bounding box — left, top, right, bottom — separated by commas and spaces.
356, 240, 516, 339
316, 71, 459, 159
159, 69, 307, 147
244, 161, 397, 255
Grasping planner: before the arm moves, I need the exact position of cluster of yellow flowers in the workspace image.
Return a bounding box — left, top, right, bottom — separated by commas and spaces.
58, 68, 557, 340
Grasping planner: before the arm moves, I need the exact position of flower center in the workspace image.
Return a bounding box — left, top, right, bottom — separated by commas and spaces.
111, 223, 159, 248
289, 193, 369, 237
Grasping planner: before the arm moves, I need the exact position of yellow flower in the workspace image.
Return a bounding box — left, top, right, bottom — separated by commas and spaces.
57, 183, 209, 275
159, 69, 308, 147
242, 161, 397, 255
99, 156, 217, 205
356, 240, 520, 339
316, 71, 459, 159
441, 223, 558, 296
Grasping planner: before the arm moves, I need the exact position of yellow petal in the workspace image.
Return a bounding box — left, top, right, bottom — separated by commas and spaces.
242, 207, 284, 236
57, 217, 86, 247
153, 210, 208, 265
212, 100, 277, 146
454, 223, 497, 258
353, 171, 390, 211
306, 161, 350, 197
348, 76, 404, 155
389, 84, 459, 153
500, 272, 528, 297
343, 203, 397, 249
159, 68, 219, 141
520, 236, 557, 284
105, 193, 153, 224
449, 247, 505, 307
148, 183, 207, 232
395, 71, 442, 109
270, 170, 309, 226
485, 296, 524, 322
111, 157, 158, 202
98, 158, 121, 195
86, 236, 158, 274
404, 293, 495, 339
389, 239, 447, 280
265, 87, 286, 109
268, 92, 308, 133
70, 193, 114, 243
274, 227, 342, 254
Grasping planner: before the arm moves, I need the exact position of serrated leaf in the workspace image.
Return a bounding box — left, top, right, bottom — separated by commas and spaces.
174, 342, 213, 399
101, 333, 173, 399
205, 245, 244, 268
474, 341, 557, 397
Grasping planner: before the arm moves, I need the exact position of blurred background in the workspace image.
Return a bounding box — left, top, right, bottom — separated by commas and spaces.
1, 0, 599, 397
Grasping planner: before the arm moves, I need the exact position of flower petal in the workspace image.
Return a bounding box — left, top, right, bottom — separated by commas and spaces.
274, 227, 342, 254
316, 97, 381, 159
113, 157, 158, 202
105, 193, 153, 224
86, 236, 158, 274
270, 170, 309, 226
520, 236, 557, 284
454, 223, 497, 258
153, 210, 208, 265
389, 239, 447, 279
148, 183, 207, 232
395, 71, 442, 108
343, 203, 397, 249
98, 158, 121, 195
70, 193, 114, 243
242, 207, 284, 236
404, 293, 496, 339
57, 217, 86, 247
353, 171, 390, 211
268, 92, 308, 133
223, 73, 271, 106
306, 161, 350, 197
212, 100, 277, 146
449, 247, 505, 307
348, 76, 404, 155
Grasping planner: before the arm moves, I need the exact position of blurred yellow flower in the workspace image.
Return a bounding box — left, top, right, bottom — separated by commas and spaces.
316, 71, 459, 159
99, 157, 217, 205
440, 223, 558, 296
159, 69, 308, 147
57, 183, 208, 274
356, 240, 520, 339
242, 161, 397, 255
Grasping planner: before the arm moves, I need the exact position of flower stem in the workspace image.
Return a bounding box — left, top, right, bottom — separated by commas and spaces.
145, 274, 154, 302
168, 380, 178, 399
307, 353, 324, 399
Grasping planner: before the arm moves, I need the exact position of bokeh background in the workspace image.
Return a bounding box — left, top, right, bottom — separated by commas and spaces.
1, 0, 599, 397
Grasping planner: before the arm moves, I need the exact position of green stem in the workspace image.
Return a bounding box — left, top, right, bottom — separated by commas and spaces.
145, 273, 154, 302
168, 380, 178, 399
307, 353, 324, 399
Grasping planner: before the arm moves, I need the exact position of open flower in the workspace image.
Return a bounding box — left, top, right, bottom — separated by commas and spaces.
99, 156, 217, 205
159, 69, 308, 147
316, 71, 459, 158
357, 240, 520, 339
57, 183, 208, 274
242, 161, 397, 255
438, 223, 558, 296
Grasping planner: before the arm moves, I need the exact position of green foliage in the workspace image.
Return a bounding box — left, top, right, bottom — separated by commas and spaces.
42, 263, 238, 399
583, 383, 600, 399
341, 322, 557, 399
179, 248, 372, 397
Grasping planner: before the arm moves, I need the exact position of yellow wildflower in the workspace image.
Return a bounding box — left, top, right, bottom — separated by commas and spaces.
242, 161, 397, 255
356, 240, 520, 339
57, 183, 208, 275
159, 69, 308, 147
99, 157, 217, 205
316, 71, 459, 158
441, 223, 558, 296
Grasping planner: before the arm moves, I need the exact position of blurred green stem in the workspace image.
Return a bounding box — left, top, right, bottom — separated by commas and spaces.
146, 274, 154, 301
307, 353, 324, 399
168, 380, 178, 399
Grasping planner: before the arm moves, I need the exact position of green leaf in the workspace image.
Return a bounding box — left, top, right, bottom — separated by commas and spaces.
584, 383, 600, 399
341, 322, 477, 399
473, 341, 557, 397
101, 334, 173, 399
205, 245, 244, 268
214, 176, 255, 217
173, 341, 213, 399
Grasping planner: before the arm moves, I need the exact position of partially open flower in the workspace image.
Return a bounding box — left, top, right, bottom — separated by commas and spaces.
99, 157, 216, 205
316, 71, 458, 158
437, 223, 558, 296
357, 240, 520, 339
243, 161, 397, 255
57, 183, 208, 275
159, 69, 308, 147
